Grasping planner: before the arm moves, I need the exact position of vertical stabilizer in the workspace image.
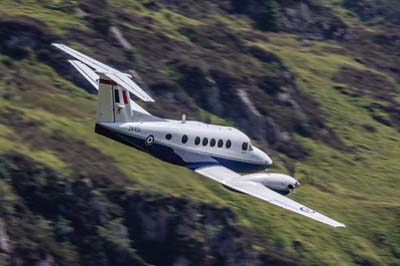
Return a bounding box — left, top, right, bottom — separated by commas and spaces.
96, 74, 132, 123
52, 43, 156, 123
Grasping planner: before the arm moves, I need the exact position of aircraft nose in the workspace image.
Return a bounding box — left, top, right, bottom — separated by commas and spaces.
264, 154, 273, 168
253, 147, 272, 168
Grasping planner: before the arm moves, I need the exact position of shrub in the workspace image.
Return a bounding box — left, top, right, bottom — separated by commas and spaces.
90, 12, 115, 34
257, 0, 283, 32
124, 47, 141, 66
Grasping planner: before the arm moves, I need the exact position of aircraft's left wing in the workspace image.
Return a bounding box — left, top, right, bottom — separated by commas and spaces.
195, 165, 345, 228
195, 164, 241, 183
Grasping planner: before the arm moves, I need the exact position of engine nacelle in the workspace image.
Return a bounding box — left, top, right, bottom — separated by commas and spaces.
241, 173, 300, 195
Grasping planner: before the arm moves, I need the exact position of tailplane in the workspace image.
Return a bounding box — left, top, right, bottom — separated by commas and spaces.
52, 43, 155, 123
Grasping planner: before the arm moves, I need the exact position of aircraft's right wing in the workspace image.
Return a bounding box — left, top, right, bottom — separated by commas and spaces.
195, 165, 345, 228
52, 43, 155, 102
225, 180, 345, 227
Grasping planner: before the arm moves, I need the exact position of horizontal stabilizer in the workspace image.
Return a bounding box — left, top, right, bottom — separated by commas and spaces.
130, 95, 151, 115
105, 72, 154, 102
68, 60, 99, 90
53, 43, 117, 73
52, 43, 154, 102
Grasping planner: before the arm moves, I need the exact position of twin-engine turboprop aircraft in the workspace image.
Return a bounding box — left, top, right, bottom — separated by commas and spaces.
53, 43, 345, 228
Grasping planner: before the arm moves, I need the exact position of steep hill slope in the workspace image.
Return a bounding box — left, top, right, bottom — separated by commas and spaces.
0, 1, 399, 265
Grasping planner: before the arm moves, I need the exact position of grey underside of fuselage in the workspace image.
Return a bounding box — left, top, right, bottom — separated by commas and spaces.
94, 123, 267, 173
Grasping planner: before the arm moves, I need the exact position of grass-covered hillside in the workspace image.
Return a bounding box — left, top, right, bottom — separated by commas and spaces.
0, 0, 399, 265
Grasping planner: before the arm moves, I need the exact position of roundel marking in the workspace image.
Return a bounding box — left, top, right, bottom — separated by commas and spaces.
300, 207, 315, 213
145, 135, 155, 146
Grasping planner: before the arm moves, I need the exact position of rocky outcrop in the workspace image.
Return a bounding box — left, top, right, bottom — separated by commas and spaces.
0, 153, 303, 266
281, 1, 350, 40
0, 217, 11, 266
123, 194, 301, 266
0, 218, 11, 253
110, 26, 132, 49
229, 0, 349, 40
343, 0, 400, 25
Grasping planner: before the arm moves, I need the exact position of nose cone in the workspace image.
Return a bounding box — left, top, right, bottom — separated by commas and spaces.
264, 154, 273, 168
253, 147, 273, 168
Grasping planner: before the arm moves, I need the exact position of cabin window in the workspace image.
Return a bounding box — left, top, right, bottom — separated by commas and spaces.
210, 138, 216, 147
242, 142, 249, 151
202, 138, 208, 146
165, 134, 172, 140
195, 137, 201, 145
182, 135, 188, 144
226, 140, 232, 149
218, 139, 223, 148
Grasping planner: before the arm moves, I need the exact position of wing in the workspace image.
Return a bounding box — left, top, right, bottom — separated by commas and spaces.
52, 43, 154, 102
195, 165, 345, 228
195, 164, 241, 183
225, 181, 345, 227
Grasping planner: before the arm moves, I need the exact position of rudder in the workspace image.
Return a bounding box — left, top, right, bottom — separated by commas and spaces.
96, 74, 132, 123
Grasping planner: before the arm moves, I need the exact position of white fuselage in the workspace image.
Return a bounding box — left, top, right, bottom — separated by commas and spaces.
96, 119, 272, 173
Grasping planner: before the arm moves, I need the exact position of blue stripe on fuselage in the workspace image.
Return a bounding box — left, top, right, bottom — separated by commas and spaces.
95, 123, 268, 173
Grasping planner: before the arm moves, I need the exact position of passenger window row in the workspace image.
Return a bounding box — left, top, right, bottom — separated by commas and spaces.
165, 133, 250, 150
195, 136, 231, 148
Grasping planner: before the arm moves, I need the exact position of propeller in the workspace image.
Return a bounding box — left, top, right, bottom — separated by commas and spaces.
288, 181, 301, 191
289, 162, 301, 193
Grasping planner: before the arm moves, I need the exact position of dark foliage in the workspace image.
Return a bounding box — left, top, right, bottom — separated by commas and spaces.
343, 0, 400, 25
0, 16, 56, 59
231, 0, 283, 32
0, 153, 303, 266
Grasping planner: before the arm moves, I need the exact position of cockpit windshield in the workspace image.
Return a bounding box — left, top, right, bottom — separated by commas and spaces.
242, 142, 252, 151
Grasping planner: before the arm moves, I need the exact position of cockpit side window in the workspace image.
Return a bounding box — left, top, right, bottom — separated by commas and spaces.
242, 142, 249, 151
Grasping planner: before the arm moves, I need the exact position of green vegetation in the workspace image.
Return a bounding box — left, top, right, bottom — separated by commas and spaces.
0, 0, 399, 265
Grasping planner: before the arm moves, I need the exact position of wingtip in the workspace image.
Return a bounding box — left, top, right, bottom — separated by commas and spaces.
51, 43, 64, 49
335, 223, 346, 228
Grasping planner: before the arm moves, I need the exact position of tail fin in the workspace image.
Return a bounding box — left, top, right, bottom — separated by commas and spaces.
52, 43, 155, 123
97, 74, 133, 123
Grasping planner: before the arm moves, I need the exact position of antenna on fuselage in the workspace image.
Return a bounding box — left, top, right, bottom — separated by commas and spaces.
181, 114, 186, 123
